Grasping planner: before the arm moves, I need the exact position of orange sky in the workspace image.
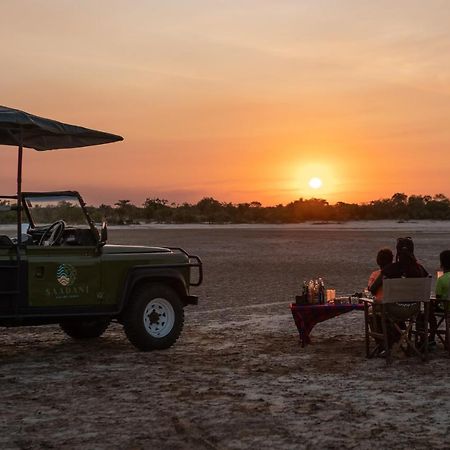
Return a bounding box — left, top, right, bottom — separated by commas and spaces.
1, 1, 450, 206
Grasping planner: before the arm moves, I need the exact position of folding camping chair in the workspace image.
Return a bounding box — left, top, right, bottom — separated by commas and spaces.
434, 297, 450, 355
363, 277, 432, 365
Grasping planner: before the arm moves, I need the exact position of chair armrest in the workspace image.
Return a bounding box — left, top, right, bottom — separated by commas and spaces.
361, 298, 375, 305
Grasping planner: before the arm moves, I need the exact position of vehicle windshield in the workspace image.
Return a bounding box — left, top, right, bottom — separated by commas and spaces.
24, 195, 90, 227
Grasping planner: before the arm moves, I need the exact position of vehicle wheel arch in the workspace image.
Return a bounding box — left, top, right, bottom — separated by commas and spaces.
119, 268, 189, 318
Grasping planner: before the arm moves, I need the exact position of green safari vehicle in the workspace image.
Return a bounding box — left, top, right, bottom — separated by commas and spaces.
0, 106, 202, 350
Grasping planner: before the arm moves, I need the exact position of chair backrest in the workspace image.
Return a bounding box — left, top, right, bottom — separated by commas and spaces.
381, 277, 432, 304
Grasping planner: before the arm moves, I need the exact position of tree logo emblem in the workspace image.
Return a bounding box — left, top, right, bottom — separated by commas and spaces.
56, 264, 77, 287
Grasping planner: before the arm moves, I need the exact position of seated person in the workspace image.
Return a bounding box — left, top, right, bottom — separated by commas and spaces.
368, 248, 394, 302
369, 237, 428, 296
435, 250, 450, 303
429, 250, 450, 345
367, 248, 393, 349
369, 237, 428, 348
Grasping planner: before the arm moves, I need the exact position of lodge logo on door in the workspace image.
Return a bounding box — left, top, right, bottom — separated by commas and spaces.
56, 264, 77, 287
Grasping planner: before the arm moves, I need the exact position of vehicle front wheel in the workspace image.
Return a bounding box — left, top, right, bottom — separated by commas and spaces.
60, 318, 111, 339
123, 283, 184, 351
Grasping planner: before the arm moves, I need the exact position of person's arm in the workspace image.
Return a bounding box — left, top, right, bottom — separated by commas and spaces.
435, 277, 444, 300
367, 271, 378, 289
369, 272, 383, 295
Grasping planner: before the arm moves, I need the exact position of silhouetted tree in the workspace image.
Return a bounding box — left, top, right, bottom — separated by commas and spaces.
114, 200, 133, 224
143, 198, 170, 222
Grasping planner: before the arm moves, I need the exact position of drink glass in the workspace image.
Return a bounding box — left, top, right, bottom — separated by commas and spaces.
326, 289, 336, 303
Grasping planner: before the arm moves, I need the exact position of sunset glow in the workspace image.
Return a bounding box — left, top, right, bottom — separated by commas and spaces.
1, 1, 450, 206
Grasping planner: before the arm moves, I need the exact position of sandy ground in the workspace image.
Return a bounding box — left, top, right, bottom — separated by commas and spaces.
1, 226, 450, 449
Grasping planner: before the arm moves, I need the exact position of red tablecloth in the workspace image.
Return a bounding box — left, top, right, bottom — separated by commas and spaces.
290, 303, 364, 347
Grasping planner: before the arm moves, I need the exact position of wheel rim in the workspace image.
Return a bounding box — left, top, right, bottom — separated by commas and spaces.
143, 298, 175, 338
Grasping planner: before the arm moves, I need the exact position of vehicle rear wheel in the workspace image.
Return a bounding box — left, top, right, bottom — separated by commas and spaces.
123, 283, 184, 351
60, 318, 111, 339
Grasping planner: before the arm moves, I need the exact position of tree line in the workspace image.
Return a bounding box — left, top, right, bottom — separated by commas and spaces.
94, 193, 450, 224
1, 193, 450, 224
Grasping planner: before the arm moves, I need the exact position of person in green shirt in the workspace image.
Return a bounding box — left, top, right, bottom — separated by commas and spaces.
430, 250, 450, 345
436, 250, 450, 301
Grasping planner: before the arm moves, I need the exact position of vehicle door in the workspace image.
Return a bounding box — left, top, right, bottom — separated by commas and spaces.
26, 246, 102, 307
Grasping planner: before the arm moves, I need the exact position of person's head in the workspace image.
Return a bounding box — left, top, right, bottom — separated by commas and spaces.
440, 250, 450, 272
376, 248, 393, 269
396, 237, 414, 255
395, 236, 418, 269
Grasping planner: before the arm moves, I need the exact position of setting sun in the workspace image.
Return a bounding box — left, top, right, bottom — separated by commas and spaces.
308, 177, 323, 189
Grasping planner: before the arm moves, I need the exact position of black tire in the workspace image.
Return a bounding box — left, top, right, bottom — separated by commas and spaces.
60, 318, 111, 339
123, 283, 184, 351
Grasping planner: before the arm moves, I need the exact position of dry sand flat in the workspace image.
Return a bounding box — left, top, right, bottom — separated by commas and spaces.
1, 225, 450, 449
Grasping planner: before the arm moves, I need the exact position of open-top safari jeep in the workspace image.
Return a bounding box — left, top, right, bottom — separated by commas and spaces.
0, 106, 202, 350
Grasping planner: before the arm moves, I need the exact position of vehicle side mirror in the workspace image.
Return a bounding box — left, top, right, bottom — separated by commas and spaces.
100, 222, 108, 245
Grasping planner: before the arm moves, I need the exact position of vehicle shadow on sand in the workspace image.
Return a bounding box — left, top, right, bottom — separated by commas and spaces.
0, 326, 135, 363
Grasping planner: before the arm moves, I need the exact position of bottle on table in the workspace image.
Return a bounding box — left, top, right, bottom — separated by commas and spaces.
318, 278, 325, 304
308, 279, 314, 304
302, 281, 308, 303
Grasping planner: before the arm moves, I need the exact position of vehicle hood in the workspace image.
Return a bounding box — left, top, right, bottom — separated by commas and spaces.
102, 245, 171, 254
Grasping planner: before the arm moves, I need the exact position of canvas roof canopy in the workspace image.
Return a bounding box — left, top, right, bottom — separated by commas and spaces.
0, 105, 123, 150
0, 105, 123, 245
